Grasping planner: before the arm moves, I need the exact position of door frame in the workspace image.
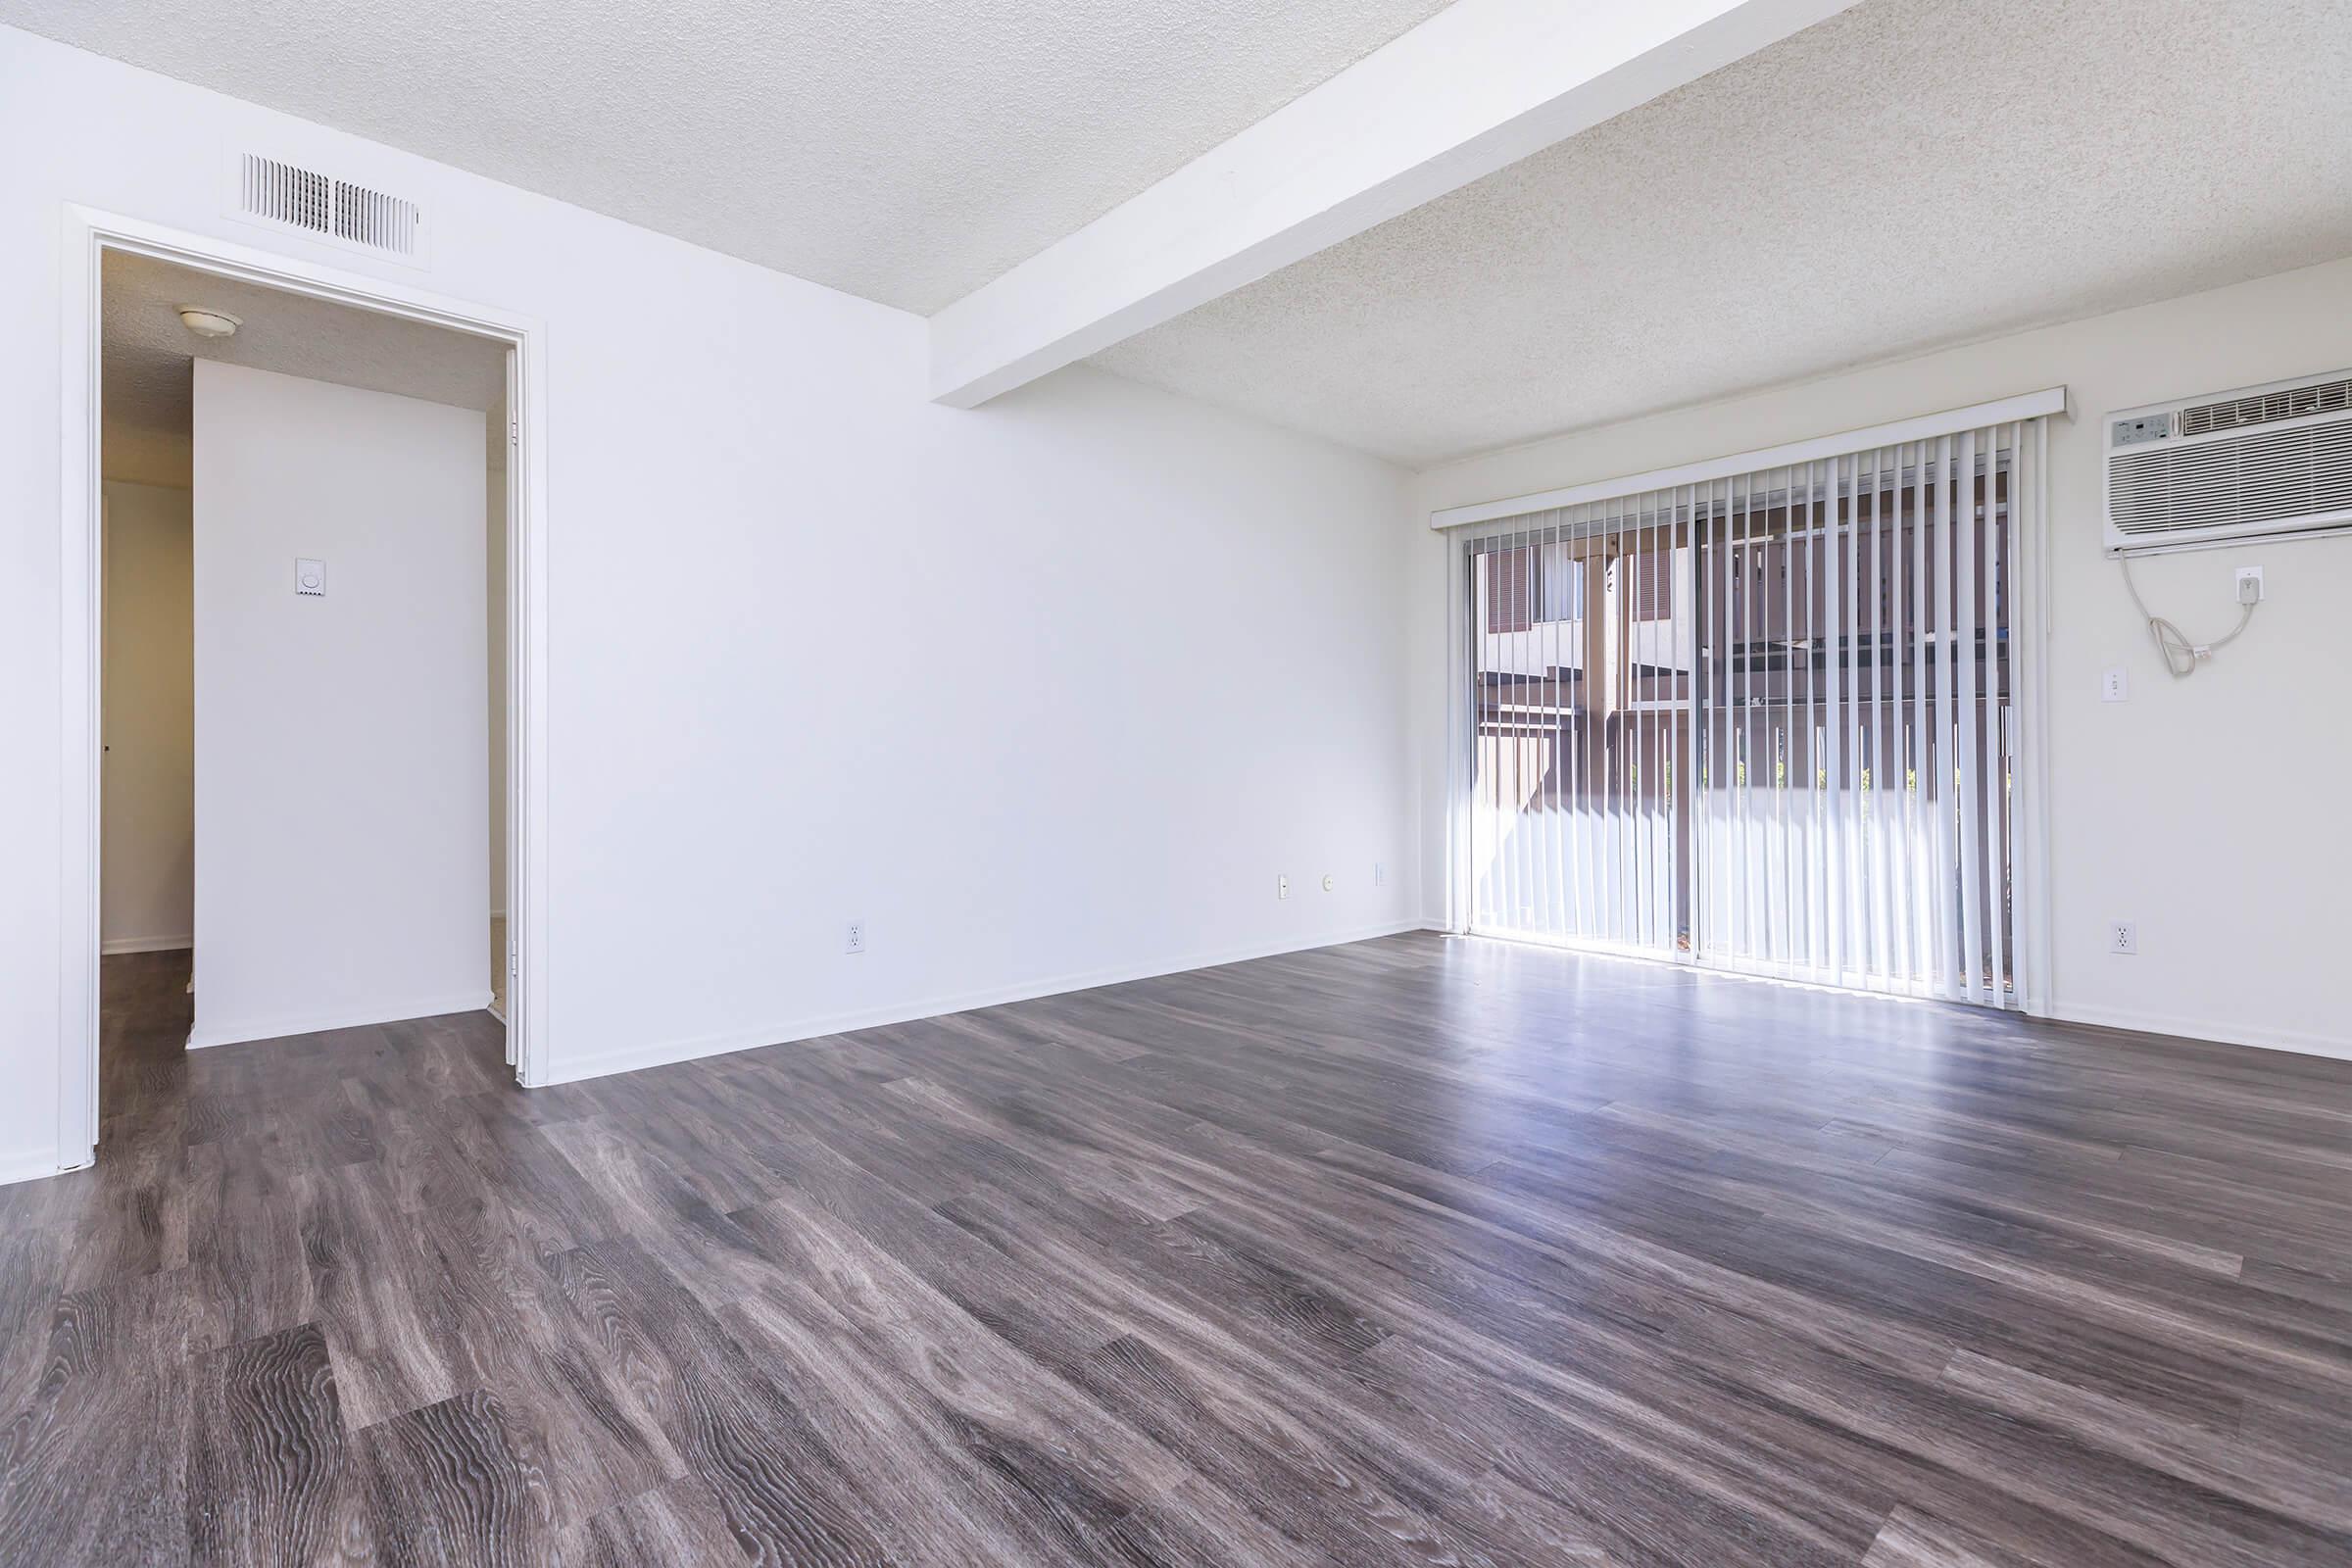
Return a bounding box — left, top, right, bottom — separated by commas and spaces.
56, 206, 554, 1171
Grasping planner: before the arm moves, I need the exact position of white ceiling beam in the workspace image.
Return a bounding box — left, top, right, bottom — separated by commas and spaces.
928, 0, 1861, 408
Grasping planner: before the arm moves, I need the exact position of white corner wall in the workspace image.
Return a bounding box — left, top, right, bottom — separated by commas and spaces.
100, 480, 193, 954
0, 26, 1418, 1178
1410, 254, 2352, 1060
190, 363, 488, 1047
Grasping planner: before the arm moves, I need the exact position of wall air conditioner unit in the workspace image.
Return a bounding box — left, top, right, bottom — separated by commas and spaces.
2103, 369, 2352, 555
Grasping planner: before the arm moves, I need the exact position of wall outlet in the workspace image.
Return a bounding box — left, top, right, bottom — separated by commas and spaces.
844, 920, 866, 955
2109, 920, 2136, 956
1278, 874, 1289, 901
2100, 667, 2129, 703
2236, 565, 2265, 605
1321, 873, 1335, 893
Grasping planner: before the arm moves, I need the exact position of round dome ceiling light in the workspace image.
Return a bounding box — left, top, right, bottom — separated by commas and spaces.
176, 306, 242, 339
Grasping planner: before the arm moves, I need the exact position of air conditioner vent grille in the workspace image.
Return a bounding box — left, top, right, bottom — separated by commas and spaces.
2179, 376, 2352, 436
2109, 415, 2352, 537
238, 153, 420, 259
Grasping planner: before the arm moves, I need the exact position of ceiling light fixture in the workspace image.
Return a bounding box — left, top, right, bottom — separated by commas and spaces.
175, 306, 241, 339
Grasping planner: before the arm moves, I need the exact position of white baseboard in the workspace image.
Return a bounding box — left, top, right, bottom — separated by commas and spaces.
537, 919, 1438, 1087
0, 1145, 79, 1188
188, 988, 495, 1050
2041, 1003, 2351, 1063
101, 934, 191, 956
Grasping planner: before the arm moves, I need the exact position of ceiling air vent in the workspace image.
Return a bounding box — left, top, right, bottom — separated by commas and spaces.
232, 152, 426, 265
2102, 369, 2352, 556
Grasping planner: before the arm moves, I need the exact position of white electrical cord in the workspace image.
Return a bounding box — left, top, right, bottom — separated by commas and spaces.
2117, 556, 2257, 677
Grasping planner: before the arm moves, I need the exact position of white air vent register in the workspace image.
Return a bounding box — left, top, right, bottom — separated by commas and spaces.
2104, 368, 2352, 555
228, 150, 427, 266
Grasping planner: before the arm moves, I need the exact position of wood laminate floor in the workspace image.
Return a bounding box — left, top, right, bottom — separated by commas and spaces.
3, 937, 2349, 1566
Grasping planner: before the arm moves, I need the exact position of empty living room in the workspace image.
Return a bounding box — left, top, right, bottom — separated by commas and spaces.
5, 2, 2351, 1563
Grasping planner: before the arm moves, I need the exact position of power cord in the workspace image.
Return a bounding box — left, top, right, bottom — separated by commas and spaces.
2118, 555, 2256, 678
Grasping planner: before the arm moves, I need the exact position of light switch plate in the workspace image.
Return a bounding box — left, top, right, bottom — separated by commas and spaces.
295, 558, 325, 596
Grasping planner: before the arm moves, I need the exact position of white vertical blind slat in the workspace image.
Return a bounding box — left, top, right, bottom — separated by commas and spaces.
1821, 457, 1844, 987
1555, 514, 1574, 939
1504, 520, 1527, 936
1908, 441, 1932, 989
1735, 473, 1754, 960
1642, 493, 1654, 954
1777, 467, 1794, 975
1954, 429, 1985, 1006
1846, 451, 1868, 988
1937, 439, 1956, 1005
1865, 448, 1890, 987
1994, 422, 2013, 1001
1574, 503, 1595, 942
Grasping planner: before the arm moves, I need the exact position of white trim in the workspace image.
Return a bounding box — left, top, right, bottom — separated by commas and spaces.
101, 935, 191, 956
187, 991, 496, 1051
541, 921, 1437, 1086
59, 207, 101, 1175
59, 207, 554, 1180
2044, 1004, 2351, 1064
0, 1147, 74, 1190
1429, 387, 2070, 530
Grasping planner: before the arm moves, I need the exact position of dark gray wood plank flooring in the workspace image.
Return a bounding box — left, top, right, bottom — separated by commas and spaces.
3, 937, 2350, 1565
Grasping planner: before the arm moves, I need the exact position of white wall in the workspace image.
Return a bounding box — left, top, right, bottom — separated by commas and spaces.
191, 362, 488, 1046
100, 480, 193, 954
0, 28, 1418, 1176
1411, 254, 2352, 1059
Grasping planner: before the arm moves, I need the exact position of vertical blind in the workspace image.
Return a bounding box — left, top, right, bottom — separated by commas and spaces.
1464, 416, 2041, 1006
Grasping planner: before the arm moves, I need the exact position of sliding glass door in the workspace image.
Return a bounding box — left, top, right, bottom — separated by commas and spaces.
1466, 506, 1691, 958
1461, 417, 2041, 1008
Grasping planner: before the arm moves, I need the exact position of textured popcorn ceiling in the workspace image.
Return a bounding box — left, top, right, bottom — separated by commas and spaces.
37, 0, 2352, 468
1093, 0, 2352, 466
102, 251, 508, 488
7, 0, 1450, 314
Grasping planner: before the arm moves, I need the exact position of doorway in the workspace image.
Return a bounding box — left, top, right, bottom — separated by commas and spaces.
57, 211, 548, 1171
